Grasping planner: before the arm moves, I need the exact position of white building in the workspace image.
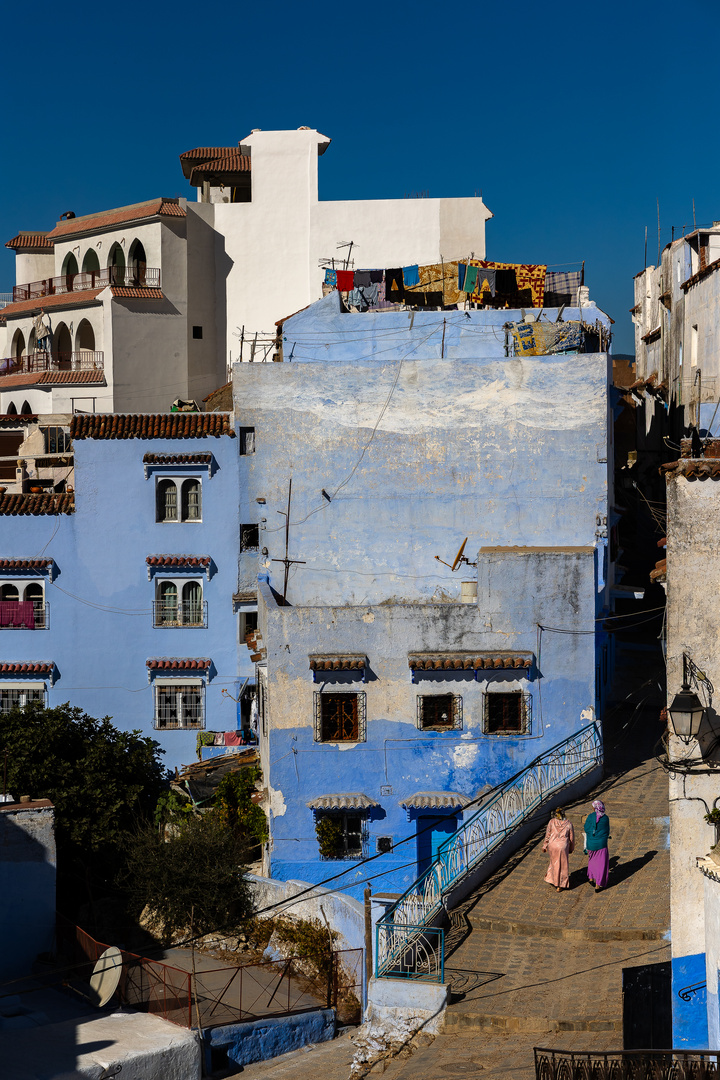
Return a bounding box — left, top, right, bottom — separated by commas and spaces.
1, 128, 492, 415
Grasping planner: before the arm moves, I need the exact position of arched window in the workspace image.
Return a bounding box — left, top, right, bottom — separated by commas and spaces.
75, 319, 95, 354
54, 323, 72, 369
182, 580, 203, 625
156, 478, 178, 522
157, 580, 178, 625
20, 400, 32, 415
107, 242, 125, 285
181, 478, 201, 521
23, 583, 45, 628
81, 248, 100, 274
61, 252, 78, 285
11, 329, 25, 360
128, 239, 147, 286
0, 584, 19, 601
6, 402, 17, 416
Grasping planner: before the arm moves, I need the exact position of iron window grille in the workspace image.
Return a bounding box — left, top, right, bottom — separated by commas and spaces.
417, 694, 463, 731
316, 811, 369, 859
240, 524, 260, 551
483, 691, 532, 735
153, 580, 207, 627
154, 682, 205, 730
0, 582, 48, 629
0, 685, 46, 713
313, 691, 366, 743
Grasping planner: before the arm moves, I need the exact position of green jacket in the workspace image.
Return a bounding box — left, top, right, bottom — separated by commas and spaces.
584, 811, 610, 851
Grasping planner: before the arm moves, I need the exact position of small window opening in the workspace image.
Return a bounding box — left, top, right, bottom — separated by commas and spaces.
240, 524, 259, 551
239, 427, 255, 455
192, 326, 203, 339
484, 692, 527, 734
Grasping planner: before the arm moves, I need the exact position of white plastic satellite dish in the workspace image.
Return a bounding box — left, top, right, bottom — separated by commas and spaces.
88, 947, 123, 1007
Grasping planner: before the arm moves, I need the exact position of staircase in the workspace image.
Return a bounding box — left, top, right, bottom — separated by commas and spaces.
376, 723, 604, 981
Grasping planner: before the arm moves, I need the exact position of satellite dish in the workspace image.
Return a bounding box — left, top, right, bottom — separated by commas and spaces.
451, 538, 468, 572
88, 947, 123, 1007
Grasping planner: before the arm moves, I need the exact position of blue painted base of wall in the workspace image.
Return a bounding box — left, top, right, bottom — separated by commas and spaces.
205, 1009, 336, 1069
672, 953, 709, 1049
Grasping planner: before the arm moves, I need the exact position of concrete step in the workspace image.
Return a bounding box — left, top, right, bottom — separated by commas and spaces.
465, 916, 666, 942
443, 1012, 622, 1034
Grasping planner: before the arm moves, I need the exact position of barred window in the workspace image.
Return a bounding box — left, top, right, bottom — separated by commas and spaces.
483, 691, 531, 735
316, 811, 367, 859
154, 682, 204, 729
417, 694, 462, 731
314, 692, 366, 742
0, 685, 45, 713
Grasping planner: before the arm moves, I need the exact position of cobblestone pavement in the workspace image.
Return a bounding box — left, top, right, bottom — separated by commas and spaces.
240, 659, 670, 1080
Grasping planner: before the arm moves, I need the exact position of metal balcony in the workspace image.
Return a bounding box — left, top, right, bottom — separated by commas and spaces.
12, 266, 161, 302
152, 600, 208, 628
0, 352, 104, 378
0, 600, 49, 630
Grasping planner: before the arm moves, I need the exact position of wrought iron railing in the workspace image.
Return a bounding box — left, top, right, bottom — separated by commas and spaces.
0, 600, 48, 629
534, 1047, 720, 1080
152, 600, 208, 628
12, 266, 160, 302
0, 351, 104, 377
376, 722, 602, 981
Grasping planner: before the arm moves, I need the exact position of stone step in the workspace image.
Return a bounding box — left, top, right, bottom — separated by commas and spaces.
443, 1012, 622, 1034
464, 916, 666, 942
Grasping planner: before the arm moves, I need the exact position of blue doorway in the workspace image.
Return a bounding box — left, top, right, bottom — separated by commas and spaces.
416, 815, 458, 877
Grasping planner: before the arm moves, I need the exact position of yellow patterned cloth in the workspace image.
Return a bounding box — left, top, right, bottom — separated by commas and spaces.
401, 261, 464, 306
468, 261, 547, 307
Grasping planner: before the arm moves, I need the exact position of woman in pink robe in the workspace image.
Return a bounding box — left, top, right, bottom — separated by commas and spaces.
542, 808, 575, 891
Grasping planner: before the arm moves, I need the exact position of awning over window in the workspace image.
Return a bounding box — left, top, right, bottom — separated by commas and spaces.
306, 793, 379, 811
408, 652, 533, 672
399, 791, 471, 810
309, 654, 367, 672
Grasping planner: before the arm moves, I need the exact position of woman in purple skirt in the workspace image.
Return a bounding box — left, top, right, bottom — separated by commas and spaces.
584, 799, 610, 892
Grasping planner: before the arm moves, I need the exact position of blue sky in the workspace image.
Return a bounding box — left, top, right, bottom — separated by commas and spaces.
2, 0, 718, 355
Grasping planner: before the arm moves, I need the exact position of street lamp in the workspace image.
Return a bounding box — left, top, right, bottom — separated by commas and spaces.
668, 653, 707, 742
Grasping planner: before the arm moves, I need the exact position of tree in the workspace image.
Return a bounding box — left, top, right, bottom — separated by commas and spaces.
125, 812, 253, 940
0, 701, 168, 916
214, 766, 268, 859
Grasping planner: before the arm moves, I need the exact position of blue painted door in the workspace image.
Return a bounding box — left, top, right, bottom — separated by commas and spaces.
417, 815, 457, 877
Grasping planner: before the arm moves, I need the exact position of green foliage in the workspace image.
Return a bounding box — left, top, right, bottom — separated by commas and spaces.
0, 701, 167, 914
272, 916, 338, 984
154, 788, 194, 829
315, 814, 343, 859
705, 808, 720, 824
124, 811, 253, 941
214, 767, 268, 856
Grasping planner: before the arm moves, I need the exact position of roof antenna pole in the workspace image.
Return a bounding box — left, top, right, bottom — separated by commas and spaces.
271, 479, 306, 605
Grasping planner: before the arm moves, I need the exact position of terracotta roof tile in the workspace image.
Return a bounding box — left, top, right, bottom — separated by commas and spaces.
5, 232, 54, 252
682, 257, 720, 292
0, 369, 105, 391
45, 199, 185, 240
408, 652, 534, 671
110, 286, 164, 300
146, 657, 211, 671
661, 459, 720, 480
650, 558, 667, 582
0, 662, 54, 674
70, 413, 234, 440
0, 414, 38, 425
0, 289, 104, 319
146, 555, 211, 568
189, 153, 251, 185
142, 453, 213, 464
309, 655, 367, 671
0, 559, 54, 570
180, 147, 251, 180
0, 492, 74, 516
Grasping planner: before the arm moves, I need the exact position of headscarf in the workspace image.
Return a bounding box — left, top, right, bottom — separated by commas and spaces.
553, 807, 566, 820
592, 799, 606, 820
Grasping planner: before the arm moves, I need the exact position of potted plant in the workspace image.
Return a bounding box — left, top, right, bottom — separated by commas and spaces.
705, 807, 720, 847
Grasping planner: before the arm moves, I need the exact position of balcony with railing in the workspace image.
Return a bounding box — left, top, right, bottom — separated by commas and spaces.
152, 600, 208, 628
0, 600, 49, 629
534, 1048, 720, 1080
12, 266, 161, 302
0, 352, 104, 378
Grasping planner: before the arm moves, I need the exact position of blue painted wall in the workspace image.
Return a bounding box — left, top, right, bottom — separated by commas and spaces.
672, 952, 709, 1048
0, 422, 251, 773
234, 300, 612, 894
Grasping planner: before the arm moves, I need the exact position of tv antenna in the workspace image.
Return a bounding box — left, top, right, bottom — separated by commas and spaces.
271, 479, 306, 604
434, 538, 476, 571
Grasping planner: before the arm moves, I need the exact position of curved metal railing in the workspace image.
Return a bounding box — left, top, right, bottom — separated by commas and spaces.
376, 722, 602, 980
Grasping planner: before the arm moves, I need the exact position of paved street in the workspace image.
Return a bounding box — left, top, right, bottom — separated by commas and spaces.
242, 663, 670, 1080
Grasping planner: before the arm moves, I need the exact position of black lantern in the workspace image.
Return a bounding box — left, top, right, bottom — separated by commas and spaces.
668, 654, 707, 742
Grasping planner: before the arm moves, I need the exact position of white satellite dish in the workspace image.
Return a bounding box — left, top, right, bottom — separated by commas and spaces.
88, 947, 123, 1007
